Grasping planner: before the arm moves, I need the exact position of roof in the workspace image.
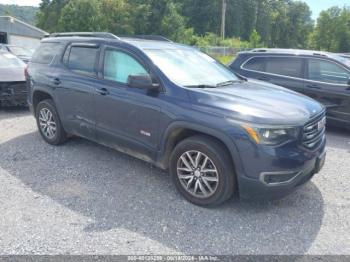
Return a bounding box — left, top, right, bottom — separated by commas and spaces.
121, 38, 189, 50
0, 16, 48, 39
42, 33, 190, 50
246, 48, 332, 57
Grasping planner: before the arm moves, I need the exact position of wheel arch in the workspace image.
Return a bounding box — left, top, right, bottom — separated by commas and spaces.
157, 121, 243, 174
32, 90, 54, 113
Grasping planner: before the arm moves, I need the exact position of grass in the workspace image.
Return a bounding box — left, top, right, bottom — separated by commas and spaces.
211, 55, 235, 65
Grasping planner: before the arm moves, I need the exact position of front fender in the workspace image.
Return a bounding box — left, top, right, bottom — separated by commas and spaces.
157, 121, 245, 177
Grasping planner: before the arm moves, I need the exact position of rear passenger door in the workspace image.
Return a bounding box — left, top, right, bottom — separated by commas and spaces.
262, 56, 305, 93
241, 56, 305, 94
304, 58, 350, 124
54, 43, 100, 140
93, 46, 161, 161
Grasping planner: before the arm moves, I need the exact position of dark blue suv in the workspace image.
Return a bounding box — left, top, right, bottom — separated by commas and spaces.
26, 33, 326, 206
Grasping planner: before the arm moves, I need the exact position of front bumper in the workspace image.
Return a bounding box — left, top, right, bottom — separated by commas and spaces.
0, 81, 27, 106
238, 149, 325, 200
235, 133, 326, 201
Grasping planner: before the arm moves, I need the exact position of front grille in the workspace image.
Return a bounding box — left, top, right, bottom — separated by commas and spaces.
302, 111, 326, 149
0, 81, 27, 95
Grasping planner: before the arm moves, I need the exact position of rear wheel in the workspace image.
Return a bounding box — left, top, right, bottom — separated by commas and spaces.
170, 135, 235, 206
35, 99, 67, 145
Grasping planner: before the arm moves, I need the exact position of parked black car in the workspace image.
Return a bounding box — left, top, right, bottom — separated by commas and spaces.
230, 48, 350, 129
26, 34, 326, 206
0, 51, 27, 106
0, 44, 33, 63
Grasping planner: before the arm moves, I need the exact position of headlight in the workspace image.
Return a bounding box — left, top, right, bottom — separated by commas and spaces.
243, 126, 299, 145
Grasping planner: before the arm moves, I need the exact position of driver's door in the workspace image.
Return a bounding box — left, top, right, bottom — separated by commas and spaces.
94, 46, 161, 161
304, 58, 350, 124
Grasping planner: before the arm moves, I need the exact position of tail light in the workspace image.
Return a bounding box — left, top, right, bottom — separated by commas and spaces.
24, 64, 29, 80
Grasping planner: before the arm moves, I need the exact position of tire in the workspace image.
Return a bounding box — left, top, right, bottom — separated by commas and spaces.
170, 135, 235, 207
35, 99, 67, 145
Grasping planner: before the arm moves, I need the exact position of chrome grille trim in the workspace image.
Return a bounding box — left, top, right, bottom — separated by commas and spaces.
302, 111, 326, 149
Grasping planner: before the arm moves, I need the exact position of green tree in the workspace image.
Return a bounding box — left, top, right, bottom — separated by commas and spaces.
311, 7, 350, 52
99, 0, 133, 34
58, 0, 103, 32
36, 0, 69, 32
159, 2, 188, 42
249, 29, 261, 48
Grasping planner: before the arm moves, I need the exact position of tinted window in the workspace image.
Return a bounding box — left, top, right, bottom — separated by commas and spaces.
243, 57, 265, 71
265, 57, 302, 78
308, 59, 350, 84
68, 46, 98, 76
8, 46, 33, 57
31, 42, 62, 64
104, 49, 147, 83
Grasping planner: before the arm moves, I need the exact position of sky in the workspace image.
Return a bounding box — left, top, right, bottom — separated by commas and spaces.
0, 0, 349, 20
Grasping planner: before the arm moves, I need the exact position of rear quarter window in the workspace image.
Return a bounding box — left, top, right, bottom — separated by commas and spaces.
265, 57, 303, 78
242, 57, 265, 71
31, 42, 63, 64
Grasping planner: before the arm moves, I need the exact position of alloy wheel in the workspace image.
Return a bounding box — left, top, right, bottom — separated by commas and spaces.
38, 108, 57, 140
177, 151, 219, 198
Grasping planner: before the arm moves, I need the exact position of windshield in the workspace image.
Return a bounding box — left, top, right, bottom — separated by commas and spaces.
144, 48, 238, 87
8, 46, 33, 57
0, 52, 25, 68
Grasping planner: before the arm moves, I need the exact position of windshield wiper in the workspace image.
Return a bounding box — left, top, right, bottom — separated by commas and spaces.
215, 80, 242, 87
185, 85, 217, 89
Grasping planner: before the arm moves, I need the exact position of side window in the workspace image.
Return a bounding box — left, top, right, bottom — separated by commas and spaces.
31, 42, 63, 64
103, 49, 148, 83
242, 57, 265, 71
308, 59, 350, 85
68, 46, 98, 76
265, 57, 303, 78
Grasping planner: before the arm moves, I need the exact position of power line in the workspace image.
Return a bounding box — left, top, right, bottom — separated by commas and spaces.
221, 0, 227, 39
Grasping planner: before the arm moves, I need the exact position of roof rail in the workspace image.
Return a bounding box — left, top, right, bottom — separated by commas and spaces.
48, 32, 120, 40
251, 48, 267, 52
120, 35, 172, 42
312, 52, 327, 57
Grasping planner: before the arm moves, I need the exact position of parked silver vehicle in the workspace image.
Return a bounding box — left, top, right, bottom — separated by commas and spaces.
0, 44, 34, 63
0, 51, 27, 106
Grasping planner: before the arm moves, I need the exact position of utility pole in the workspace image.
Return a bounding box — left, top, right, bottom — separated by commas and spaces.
221, 0, 227, 40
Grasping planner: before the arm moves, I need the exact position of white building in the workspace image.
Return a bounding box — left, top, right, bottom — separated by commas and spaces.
0, 16, 48, 50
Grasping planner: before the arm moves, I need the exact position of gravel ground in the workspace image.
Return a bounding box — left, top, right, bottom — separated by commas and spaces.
0, 107, 349, 255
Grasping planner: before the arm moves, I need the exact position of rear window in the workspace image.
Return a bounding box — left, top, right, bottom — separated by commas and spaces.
242, 57, 265, 71
67, 46, 99, 76
0, 52, 25, 68
31, 42, 63, 64
265, 57, 303, 78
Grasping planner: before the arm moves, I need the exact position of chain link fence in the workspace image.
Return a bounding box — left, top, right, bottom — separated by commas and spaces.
197, 46, 251, 57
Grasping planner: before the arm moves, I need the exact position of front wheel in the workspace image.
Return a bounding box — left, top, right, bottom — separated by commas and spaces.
170, 136, 235, 207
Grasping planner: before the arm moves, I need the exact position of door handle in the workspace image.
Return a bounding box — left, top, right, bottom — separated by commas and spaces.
53, 78, 61, 86
96, 87, 109, 96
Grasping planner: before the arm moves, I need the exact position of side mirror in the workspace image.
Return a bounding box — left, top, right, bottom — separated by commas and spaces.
127, 74, 159, 91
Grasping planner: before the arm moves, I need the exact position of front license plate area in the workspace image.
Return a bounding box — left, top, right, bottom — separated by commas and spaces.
315, 151, 326, 173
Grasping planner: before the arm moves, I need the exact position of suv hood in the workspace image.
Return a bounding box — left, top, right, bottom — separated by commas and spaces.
188, 79, 324, 126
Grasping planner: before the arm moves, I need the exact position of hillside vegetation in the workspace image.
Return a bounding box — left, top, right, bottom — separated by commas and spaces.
0, 4, 37, 25
36, 0, 350, 52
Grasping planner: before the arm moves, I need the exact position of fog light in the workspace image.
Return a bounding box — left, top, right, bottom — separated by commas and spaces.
261, 171, 300, 185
